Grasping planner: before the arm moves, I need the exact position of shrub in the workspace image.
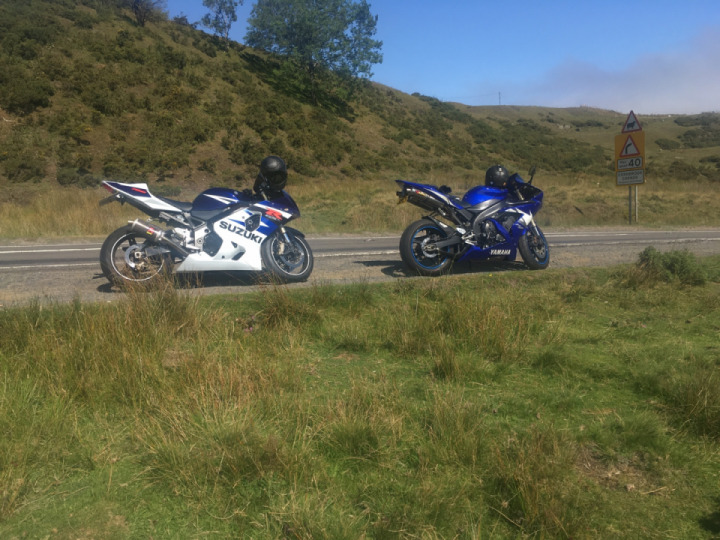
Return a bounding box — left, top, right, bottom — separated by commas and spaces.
625, 247, 707, 286
655, 138, 681, 150
680, 127, 720, 148
153, 43, 188, 72
674, 112, 720, 128
0, 153, 46, 183
0, 63, 54, 115
667, 160, 700, 180
56, 167, 97, 187
0, 128, 48, 182
225, 135, 266, 167
571, 119, 605, 128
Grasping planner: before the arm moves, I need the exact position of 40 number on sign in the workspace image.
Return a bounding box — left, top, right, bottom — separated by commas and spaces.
617, 157, 643, 170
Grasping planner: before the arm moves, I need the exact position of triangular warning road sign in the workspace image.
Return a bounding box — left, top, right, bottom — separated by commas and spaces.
622, 111, 642, 133
620, 135, 641, 157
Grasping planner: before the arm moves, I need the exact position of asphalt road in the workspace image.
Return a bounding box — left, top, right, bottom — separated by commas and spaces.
2, 228, 720, 306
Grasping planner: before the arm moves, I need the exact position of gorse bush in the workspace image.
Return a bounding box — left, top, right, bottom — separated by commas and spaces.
0, 64, 54, 115
676, 113, 720, 148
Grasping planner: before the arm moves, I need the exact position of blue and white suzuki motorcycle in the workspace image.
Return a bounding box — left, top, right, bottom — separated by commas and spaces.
98, 164, 313, 286
396, 166, 549, 276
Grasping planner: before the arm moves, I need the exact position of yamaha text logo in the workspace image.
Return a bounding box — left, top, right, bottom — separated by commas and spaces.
491, 249, 511, 256
219, 220, 263, 243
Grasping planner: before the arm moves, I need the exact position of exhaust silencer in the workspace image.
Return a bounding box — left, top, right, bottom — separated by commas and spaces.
404, 189, 446, 213
128, 219, 189, 257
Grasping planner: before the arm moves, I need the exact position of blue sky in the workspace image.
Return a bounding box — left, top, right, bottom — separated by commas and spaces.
166, 1, 720, 114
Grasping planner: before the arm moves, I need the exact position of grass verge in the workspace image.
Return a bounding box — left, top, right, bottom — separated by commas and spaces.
3, 175, 720, 241
1, 252, 720, 537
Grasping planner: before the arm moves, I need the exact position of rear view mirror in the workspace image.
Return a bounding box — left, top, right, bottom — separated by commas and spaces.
528, 166, 537, 184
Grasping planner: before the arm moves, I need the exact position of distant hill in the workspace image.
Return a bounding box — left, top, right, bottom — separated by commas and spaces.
1, 0, 719, 190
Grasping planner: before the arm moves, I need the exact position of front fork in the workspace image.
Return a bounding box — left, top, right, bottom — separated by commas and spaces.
277, 226, 297, 256
527, 216, 542, 238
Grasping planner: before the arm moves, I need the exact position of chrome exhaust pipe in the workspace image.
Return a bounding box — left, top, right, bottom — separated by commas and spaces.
128, 219, 189, 257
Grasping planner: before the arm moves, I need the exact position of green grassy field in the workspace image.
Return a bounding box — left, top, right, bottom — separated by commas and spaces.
1, 250, 719, 538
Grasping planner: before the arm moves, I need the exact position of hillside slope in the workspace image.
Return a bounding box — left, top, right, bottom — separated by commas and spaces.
0, 0, 718, 198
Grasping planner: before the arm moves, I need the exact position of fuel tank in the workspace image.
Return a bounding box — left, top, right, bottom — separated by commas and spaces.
191, 188, 254, 220
461, 185, 509, 211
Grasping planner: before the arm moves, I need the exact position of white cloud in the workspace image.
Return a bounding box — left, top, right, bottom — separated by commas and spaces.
514, 26, 720, 114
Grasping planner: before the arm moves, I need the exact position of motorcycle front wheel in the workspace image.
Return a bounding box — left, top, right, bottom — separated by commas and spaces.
261, 228, 314, 283
518, 224, 550, 270
399, 218, 453, 276
100, 225, 173, 287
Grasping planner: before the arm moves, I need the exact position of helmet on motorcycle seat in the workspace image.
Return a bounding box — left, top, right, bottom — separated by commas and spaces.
257, 155, 287, 191
485, 165, 510, 188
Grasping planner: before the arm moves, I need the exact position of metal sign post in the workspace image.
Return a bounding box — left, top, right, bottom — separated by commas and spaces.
615, 111, 645, 223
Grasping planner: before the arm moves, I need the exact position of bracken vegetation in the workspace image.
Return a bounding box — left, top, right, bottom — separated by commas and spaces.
1, 0, 718, 194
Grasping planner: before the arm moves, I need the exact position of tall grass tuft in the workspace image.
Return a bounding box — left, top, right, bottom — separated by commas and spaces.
0, 280, 208, 406
0, 380, 80, 518
253, 282, 323, 331
380, 278, 540, 380
488, 424, 585, 537
660, 362, 720, 438
619, 246, 707, 287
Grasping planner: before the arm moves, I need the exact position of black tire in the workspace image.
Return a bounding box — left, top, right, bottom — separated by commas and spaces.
399, 219, 453, 276
261, 228, 313, 282
100, 225, 172, 286
518, 224, 550, 270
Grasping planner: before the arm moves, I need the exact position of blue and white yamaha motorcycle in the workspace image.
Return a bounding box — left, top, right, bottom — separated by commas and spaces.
98, 157, 313, 286
396, 165, 549, 276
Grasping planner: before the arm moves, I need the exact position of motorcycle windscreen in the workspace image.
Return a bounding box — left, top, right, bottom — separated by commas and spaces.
260, 192, 301, 217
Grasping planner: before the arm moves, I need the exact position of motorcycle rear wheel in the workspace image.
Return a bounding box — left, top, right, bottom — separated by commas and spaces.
518, 225, 550, 270
261, 228, 314, 283
100, 225, 173, 287
400, 219, 453, 276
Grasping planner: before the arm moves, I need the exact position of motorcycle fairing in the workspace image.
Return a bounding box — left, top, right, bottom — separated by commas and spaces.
174, 193, 302, 273
175, 206, 280, 272
456, 209, 535, 262
102, 181, 183, 214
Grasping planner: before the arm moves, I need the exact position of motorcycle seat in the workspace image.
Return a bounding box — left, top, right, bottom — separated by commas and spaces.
190, 208, 226, 221
157, 196, 193, 212
450, 195, 473, 210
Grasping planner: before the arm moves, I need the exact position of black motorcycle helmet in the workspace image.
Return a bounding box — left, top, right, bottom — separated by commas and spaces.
254, 155, 288, 193
485, 165, 510, 188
